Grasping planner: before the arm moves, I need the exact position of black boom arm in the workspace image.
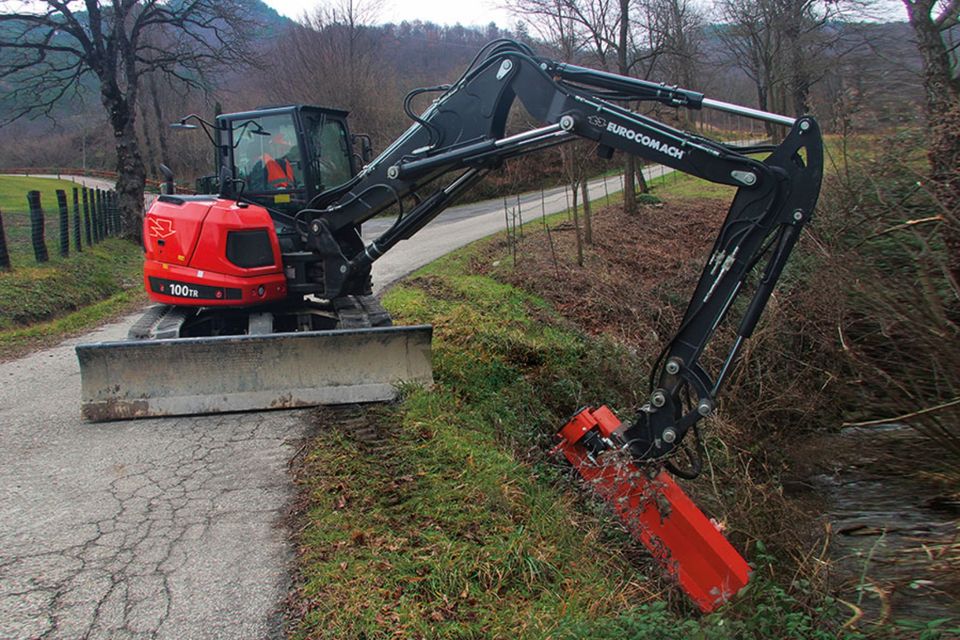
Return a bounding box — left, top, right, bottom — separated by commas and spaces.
305, 40, 823, 468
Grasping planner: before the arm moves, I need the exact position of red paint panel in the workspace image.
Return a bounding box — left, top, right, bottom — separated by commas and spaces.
142, 197, 287, 307
144, 199, 211, 266
143, 259, 287, 307
188, 201, 282, 277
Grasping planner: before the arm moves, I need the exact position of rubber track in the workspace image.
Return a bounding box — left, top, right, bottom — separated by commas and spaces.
127, 296, 393, 338
333, 296, 393, 330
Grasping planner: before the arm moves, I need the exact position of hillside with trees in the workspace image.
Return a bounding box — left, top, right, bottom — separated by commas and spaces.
0, 2, 926, 186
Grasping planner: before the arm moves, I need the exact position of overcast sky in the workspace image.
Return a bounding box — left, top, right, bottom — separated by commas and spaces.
263, 0, 520, 27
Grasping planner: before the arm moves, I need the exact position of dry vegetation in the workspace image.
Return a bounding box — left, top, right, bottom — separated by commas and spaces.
466, 146, 959, 630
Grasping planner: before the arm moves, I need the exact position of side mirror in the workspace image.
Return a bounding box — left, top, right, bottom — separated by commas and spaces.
159, 164, 175, 195
352, 134, 374, 165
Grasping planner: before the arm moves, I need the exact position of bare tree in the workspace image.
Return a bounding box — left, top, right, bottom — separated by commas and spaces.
510, 0, 585, 60
651, 0, 705, 128
0, 1, 256, 239
509, 0, 595, 245
510, 0, 667, 211
715, 0, 849, 136
903, 0, 960, 284
715, 0, 780, 135
273, 0, 399, 148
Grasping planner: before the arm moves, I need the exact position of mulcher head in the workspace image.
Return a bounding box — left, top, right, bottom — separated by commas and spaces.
554, 406, 751, 612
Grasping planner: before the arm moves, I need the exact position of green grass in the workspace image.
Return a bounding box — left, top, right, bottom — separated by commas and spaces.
0, 237, 144, 359
0, 175, 96, 267
645, 170, 737, 200
0, 287, 145, 361
0, 175, 142, 358
0, 175, 83, 213
289, 224, 878, 639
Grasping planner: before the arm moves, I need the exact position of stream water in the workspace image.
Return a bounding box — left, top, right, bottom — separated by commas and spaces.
798, 424, 960, 626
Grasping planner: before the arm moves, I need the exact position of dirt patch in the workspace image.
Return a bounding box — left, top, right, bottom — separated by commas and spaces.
474, 198, 724, 355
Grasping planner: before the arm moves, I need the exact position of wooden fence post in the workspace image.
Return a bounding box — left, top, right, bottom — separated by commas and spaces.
105, 190, 113, 238
82, 188, 92, 246
109, 191, 118, 236
107, 191, 113, 237
95, 189, 104, 241
56, 189, 70, 257
115, 192, 122, 236
27, 190, 49, 263
0, 210, 10, 270
102, 190, 110, 237
72, 188, 82, 252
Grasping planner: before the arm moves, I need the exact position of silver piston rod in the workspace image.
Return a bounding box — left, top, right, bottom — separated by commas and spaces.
701, 98, 796, 128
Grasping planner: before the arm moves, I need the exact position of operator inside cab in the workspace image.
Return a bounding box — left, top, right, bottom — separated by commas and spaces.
263, 133, 296, 189
235, 116, 302, 193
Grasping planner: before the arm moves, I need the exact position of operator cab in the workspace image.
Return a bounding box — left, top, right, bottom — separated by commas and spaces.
218, 105, 357, 216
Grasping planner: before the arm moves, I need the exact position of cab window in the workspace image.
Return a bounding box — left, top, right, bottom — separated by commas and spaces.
233, 114, 302, 193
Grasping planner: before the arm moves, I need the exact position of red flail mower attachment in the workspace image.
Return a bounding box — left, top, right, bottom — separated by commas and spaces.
553, 406, 751, 613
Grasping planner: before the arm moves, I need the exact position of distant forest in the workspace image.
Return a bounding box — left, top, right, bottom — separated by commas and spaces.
0, 0, 925, 185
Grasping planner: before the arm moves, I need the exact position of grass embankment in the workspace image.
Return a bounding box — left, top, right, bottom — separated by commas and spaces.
0, 176, 144, 360
288, 209, 865, 639
290, 131, 959, 638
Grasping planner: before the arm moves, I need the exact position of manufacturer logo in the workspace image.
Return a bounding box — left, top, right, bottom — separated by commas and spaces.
148, 217, 176, 239
605, 122, 686, 160
587, 115, 608, 129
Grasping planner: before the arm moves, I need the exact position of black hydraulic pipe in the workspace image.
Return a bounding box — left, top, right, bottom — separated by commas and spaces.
552, 62, 704, 109
392, 139, 496, 181
737, 224, 800, 340
350, 169, 484, 272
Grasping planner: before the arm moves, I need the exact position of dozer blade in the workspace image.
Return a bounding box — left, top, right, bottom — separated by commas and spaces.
554, 406, 751, 613
76, 325, 433, 422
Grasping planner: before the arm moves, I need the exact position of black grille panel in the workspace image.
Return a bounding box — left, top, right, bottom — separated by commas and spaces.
226, 229, 274, 268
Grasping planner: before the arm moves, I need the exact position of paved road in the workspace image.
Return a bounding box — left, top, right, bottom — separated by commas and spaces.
367, 171, 632, 291
1, 174, 117, 192
0, 154, 738, 638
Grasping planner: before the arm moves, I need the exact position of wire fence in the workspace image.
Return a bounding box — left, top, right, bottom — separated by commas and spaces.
0, 186, 121, 271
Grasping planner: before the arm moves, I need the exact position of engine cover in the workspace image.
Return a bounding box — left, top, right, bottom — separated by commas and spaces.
143, 196, 287, 307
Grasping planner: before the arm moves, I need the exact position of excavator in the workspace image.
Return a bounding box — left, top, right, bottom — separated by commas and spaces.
75, 40, 822, 611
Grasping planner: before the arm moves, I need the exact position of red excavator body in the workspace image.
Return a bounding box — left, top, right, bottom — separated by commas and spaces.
142, 197, 287, 307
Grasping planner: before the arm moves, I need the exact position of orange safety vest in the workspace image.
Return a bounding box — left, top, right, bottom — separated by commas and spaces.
264, 153, 295, 188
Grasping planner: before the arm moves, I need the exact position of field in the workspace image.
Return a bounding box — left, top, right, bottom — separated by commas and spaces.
0, 175, 103, 267
0, 176, 144, 360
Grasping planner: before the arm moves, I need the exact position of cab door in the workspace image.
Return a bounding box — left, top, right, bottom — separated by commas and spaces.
299, 108, 357, 197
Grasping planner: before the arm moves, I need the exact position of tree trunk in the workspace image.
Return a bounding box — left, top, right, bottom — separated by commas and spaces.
623, 157, 637, 213
790, 50, 811, 117
618, 0, 640, 213
571, 182, 584, 267
115, 123, 147, 242
905, 0, 960, 284
138, 99, 159, 180
581, 178, 592, 245
148, 75, 171, 169
103, 89, 147, 243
